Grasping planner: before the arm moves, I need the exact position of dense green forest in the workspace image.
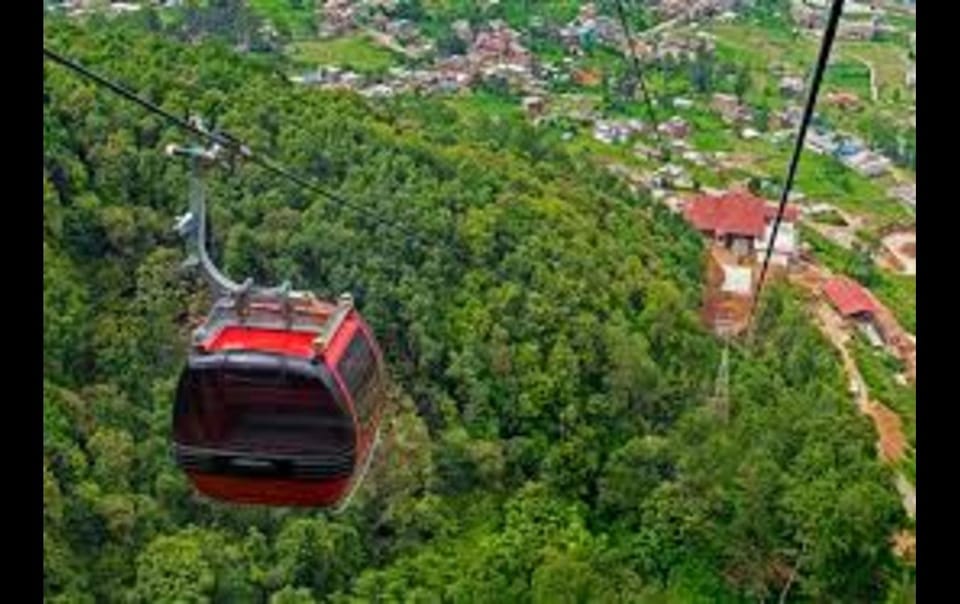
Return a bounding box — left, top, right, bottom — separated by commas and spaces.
44, 15, 913, 603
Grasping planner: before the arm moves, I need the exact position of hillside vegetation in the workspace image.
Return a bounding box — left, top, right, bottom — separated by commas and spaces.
43, 18, 911, 603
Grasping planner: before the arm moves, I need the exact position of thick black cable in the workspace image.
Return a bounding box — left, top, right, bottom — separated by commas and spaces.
613, 0, 662, 140
749, 0, 845, 326
43, 46, 443, 254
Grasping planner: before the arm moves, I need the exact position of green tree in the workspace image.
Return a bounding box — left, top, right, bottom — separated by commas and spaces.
133, 532, 216, 603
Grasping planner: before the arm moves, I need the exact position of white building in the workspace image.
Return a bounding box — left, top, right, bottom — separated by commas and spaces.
721, 264, 753, 295
844, 151, 892, 177
755, 221, 798, 267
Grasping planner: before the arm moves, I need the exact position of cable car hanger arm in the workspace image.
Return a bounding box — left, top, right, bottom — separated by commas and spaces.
167, 134, 251, 298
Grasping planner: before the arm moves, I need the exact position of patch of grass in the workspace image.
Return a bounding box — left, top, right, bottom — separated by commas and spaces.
836, 41, 912, 103
686, 108, 735, 150
824, 60, 872, 99
902, 453, 915, 485
446, 91, 523, 122
250, 0, 316, 38
754, 147, 909, 222
802, 225, 854, 274
873, 272, 915, 334
287, 35, 400, 73
851, 333, 916, 452
809, 208, 848, 227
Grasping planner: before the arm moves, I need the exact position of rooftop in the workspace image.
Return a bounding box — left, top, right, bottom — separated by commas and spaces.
684, 190, 798, 239
822, 277, 879, 317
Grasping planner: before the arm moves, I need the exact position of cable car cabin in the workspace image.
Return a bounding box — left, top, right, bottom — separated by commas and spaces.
173, 293, 386, 507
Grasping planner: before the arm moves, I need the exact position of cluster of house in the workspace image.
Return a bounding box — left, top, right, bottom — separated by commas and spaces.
806, 130, 892, 177
290, 65, 364, 88
710, 93, 766, 138
683, 189, 800, 267
291, 62, 472, 97
676, 188, 801, 334
318, 0, 362, 38
316, 0, 432, 58
658, 115, 691, 139
555, 2, 623, 55
779, 75, 806, 98
547, 2, 720, 64
712, 89, 840, 134
470, 20, 533, 69
464, 21, 543, 93
318, 0, 409, 38
650, 163, 695, 190
648, 0, 740, 21
888, 183, 916, 210
48, 0, 150, 16
681, 188, 915, 349
593, 119, 648, 144
643, 30, 717, 63
293, 18, 544, 98
791, 0, 899, 40
839, 150, 892, 178
711, 93, 753, 125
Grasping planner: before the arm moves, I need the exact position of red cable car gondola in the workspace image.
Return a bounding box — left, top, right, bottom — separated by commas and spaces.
173, 292, 386, 507
166, 132, 386, 509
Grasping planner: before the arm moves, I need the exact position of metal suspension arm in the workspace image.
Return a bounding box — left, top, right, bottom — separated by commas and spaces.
169, 141, 249, 298
167, 117, 292, 303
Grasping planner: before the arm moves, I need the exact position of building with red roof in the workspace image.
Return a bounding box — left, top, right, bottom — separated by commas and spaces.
822, 276, 887, 346
822, 276, 879, 317
683, 189, 799, 264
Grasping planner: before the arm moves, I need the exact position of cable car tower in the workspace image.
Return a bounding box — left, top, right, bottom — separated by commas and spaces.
711, 317, 733, 423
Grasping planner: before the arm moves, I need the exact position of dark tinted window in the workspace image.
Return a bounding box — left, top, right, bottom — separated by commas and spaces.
175, 362, 354, 457
337, 330, 383, 425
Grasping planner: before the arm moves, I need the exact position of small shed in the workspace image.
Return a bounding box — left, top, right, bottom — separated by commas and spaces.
721, 264, 753, 295
522, 95, 546, 116
822, 277, 886, 345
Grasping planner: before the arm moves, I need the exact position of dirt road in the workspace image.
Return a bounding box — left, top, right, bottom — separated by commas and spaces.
852, 56, 879, 102
896, 473, 916, 520
882, 230, 916, 276
800, 269, 916, 521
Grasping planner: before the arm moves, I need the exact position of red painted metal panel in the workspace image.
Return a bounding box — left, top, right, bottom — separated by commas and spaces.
188, 472, 351, 507
204, 326, 318, 359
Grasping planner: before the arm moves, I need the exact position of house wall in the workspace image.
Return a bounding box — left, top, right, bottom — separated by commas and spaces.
856, 316, 886, 347
729, 236, 752, 258
756, 221, 797, 259
756, 251, 790, 267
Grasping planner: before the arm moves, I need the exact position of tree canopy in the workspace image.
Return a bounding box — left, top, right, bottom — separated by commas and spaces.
43, 15, 911, 603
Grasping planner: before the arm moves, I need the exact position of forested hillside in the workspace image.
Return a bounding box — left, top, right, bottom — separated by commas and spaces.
44, 17, 912, 603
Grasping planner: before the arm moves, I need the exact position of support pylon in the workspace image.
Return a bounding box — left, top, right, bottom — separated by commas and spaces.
712, 341, 730, 422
